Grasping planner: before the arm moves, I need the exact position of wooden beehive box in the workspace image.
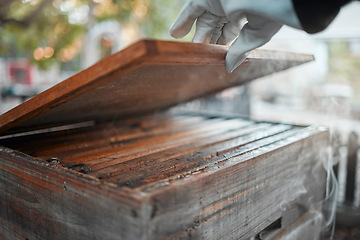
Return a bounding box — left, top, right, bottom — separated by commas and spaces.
0, 40, 329, 240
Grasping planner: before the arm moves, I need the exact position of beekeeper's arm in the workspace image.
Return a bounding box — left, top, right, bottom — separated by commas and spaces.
170, 0, 354, 72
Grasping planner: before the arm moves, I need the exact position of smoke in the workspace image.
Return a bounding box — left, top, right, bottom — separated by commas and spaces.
321, 145, 339, 238
273, 135, 339, 240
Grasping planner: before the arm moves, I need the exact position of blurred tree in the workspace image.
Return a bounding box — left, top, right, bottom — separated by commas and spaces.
327, 40, 360, 101
0, 0, 185, 69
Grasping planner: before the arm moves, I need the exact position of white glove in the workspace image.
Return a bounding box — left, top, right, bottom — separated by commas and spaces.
170, 0, 302, 72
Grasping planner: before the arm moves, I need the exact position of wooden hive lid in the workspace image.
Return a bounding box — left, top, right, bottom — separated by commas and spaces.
0, 39, 313, 135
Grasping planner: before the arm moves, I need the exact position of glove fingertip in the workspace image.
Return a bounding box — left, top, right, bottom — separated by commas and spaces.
225, 52, 249, 73
169, 24, 186, 39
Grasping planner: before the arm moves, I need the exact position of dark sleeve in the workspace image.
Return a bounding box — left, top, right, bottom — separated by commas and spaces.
292, 0, 354, 33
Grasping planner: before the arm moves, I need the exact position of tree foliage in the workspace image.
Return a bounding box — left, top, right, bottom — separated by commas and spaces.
327, 41, 360, 100
0, 0, 186, 69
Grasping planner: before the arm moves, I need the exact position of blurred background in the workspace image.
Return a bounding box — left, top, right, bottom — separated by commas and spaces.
0, 0, 187, 107
0, 0, 360, 238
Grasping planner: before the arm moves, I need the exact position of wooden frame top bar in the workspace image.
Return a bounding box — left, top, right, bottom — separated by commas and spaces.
0, 39, 314, 135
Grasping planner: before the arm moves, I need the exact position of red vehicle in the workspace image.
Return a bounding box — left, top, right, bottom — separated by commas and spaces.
1, 60, 37, 100
9, 60, 32, 85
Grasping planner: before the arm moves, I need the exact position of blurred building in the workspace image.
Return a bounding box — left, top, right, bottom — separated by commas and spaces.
250, 2, 360, 124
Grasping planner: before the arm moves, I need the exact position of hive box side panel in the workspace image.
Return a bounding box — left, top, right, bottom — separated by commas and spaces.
0, 148, 146, 240
142, 128, 329, 240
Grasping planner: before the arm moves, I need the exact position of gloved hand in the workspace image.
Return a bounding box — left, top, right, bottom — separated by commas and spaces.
170, 0, 302, 72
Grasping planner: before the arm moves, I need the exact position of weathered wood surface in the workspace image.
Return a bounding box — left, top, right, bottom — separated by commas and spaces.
0, 113, 328, 239
0, 147, 146, 240
0, 40, 313, 135
273, 212, 323, 239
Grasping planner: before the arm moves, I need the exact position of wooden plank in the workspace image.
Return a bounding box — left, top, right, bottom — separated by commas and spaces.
0, 40, 313, 135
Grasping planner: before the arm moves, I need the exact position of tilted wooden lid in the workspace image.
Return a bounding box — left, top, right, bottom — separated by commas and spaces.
0, 39, 313, 135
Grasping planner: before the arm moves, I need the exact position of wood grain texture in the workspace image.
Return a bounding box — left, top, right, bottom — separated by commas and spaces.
0, 147, 146, 240
0, 113, 329, 239
0, 40, 314, 135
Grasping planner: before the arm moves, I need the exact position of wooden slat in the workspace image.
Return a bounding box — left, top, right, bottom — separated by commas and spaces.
63, 118, 253, 166
89, 122, 284, 176
0, 40, 313, 135
22, 115, 208, 157
104, 124, 298, 188
31, 117, 232, 162
85, 121, 261, 171
0, 114, 193, 150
